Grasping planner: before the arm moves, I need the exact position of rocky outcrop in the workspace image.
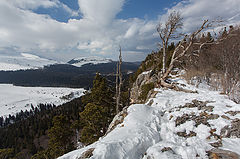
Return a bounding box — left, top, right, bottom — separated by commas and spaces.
105, 106, 128, 135
78, 148, 95, 159
207, 148, 239, 159
130, 70, 158, 104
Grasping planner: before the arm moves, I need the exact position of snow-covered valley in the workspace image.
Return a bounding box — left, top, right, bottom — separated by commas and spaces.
0, 84, 85, 118
59, 79, 240, 159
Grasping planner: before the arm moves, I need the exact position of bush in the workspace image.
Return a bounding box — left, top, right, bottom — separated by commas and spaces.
138, 83, 155, 102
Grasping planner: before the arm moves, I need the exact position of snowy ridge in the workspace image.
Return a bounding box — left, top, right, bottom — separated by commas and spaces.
67, 56, 112, 67
0, 84, 85, 118
59, 78, 240, 159
0, 53, 57, 71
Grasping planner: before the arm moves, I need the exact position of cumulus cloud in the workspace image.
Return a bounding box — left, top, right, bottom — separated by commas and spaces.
78, 0, 125, 25
0, 0, 239, 62
167, 0, 240, 33
7, 0, 59, 9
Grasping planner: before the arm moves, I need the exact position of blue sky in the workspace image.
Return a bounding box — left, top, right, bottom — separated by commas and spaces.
34, 0, 182, 22
0, 0, 239, 62
118, 0, 181, 19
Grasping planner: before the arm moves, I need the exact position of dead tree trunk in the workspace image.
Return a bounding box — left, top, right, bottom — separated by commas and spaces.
116, 47, 123, 114
116, 60, 119, 114
160, 20, 211, 88
157, 11, 183, 74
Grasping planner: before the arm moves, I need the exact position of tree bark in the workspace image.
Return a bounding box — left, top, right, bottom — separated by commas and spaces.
162, 44, 166, 73
116, 47, 123, 114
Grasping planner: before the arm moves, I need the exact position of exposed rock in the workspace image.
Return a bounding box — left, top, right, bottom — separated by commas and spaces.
173, 86, 198, 94
225, 111, 240, 116
221, 115, 231, 120
161, 147, 174, 153
207, 148, 239, 159
78, 148, 95, 159
209, 140, 223, 148
177, 131, 196, 138
175, 111, 219, 127
220, 119, 240, 138
208, 128, 221, 140
130, 70, 158, 104
147, 99, 154, 106
146, 90, 158, 104
179, 100, 214, 112
105, 107, 128, 135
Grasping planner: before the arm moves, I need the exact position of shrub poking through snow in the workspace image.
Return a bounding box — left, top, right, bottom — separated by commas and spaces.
138, 82, 154, 102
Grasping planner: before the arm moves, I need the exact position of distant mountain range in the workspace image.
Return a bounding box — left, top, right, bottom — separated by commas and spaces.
68, 56, 113, 67
0, 53, 140, 88
0, 53, 58, 71
0, 53, 120, 71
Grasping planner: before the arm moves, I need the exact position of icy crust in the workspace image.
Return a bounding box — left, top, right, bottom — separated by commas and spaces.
59, 79, 240, 159
0, 84, 85, 118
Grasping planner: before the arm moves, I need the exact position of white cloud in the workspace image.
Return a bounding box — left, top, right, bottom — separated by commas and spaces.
0, 0, 239, 62
7, 0, 59, 9
168, 0, 240, 33
78, 0, 125, 25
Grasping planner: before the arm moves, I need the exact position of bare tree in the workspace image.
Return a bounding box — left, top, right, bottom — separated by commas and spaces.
116, 46, 123, 114
157, 11, 183, 73
159, 20, 212, 88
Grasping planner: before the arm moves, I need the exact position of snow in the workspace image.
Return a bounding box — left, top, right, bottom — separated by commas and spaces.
59, 78, 240, 159
0, 53, 57, 71
68, 56, 112, 67
141, 70, 152, 75
0, 84, 85, 118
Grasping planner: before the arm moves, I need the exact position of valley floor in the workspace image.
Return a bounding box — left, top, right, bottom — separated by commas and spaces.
0, 84, 85, 118
59, 78, 240, 159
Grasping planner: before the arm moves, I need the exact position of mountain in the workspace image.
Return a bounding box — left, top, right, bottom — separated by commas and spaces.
59, 75, 240, 159
67, 56, 112, 67
0, 61, 139, 88
0, 53, 58, 71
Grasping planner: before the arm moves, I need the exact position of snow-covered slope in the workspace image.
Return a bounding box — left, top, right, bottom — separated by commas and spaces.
0, 84, 85, 118
0, 53, 57, 71
59, 78, 240, 159
67, 56, 112, 67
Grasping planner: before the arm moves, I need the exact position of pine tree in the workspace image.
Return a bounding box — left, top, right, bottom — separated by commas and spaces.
47, 115, 74, 158
79, 103, 106, 144
79, 73, 114, 145
206, 32, 213, 42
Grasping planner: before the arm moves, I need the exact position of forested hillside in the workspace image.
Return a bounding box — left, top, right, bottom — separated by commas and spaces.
0, 62, 138, 88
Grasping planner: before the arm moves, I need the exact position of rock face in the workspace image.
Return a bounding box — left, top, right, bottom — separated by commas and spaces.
130, 70, 158, 104
105, 106, 128, 135
207, 148, 239, 159
78, 148, 95, 159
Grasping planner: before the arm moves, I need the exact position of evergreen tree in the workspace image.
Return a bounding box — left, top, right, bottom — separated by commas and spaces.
47, 115, 74, 158
79, 103, 106, 144
0, 148, 14, 159
206, 32, 213, 42
79, 73, 114, 145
